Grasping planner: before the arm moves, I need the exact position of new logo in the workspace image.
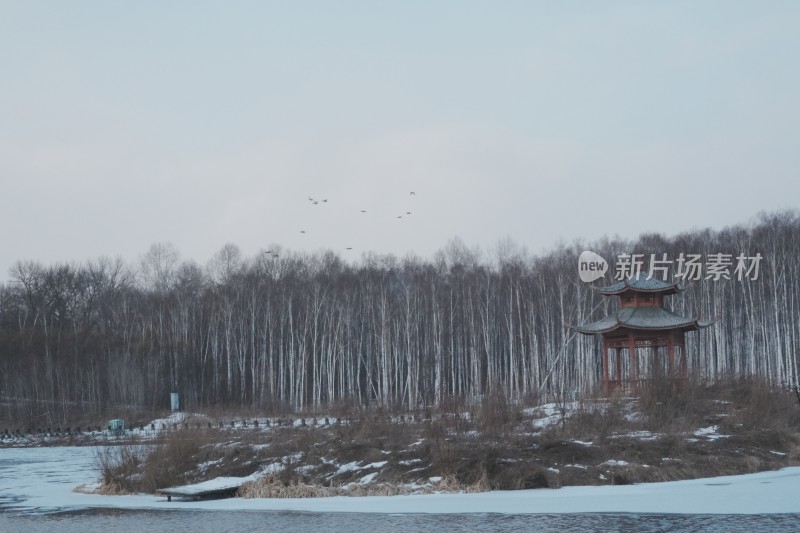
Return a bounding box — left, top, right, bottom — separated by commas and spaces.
578, 251, 608, 282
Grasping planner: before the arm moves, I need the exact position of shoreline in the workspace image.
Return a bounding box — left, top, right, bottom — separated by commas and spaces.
3, 446, 800, 515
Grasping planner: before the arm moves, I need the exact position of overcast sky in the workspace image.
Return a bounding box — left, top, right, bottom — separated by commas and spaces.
2, 1, 798, 277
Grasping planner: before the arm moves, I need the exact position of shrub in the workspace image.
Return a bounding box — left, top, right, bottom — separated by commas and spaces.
93, 443, 146, 494
475, 391, 521, 438
138, 430, 210, 493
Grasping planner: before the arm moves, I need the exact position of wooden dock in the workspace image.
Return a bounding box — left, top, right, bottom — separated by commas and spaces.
158, 476, 253, 501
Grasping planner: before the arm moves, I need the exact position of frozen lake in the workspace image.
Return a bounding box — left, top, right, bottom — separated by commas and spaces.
2, 446, 800, 531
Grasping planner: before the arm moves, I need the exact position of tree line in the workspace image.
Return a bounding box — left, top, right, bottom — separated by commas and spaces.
1, 210, 798, 426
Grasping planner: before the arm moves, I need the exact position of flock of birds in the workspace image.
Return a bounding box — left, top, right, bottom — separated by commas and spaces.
262, 191, 418, 258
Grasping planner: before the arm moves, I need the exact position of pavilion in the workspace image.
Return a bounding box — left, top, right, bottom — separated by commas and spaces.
575, 275, 715, 394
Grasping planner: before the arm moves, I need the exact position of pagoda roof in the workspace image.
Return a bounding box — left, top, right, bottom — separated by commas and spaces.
594, 273, 686, 295
574, 306, 716, 335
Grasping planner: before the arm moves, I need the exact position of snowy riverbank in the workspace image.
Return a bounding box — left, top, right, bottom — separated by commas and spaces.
2, 446, 800, 515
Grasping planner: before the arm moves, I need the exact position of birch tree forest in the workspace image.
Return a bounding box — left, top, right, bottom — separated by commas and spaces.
1, 210, 799, 425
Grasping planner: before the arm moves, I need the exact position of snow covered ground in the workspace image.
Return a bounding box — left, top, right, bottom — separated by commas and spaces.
2, 446, 800, 515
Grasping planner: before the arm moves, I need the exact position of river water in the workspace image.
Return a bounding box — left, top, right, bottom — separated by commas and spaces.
2, 446, 799, 532
3, 508, 800, 532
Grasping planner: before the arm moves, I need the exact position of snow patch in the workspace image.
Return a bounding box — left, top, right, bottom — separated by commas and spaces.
527, 402, 580, 430
565, 464, 588, 470
260, 462, 285, 474
197, 459, 222, 471
359, 472, 378, 484
694, 426, 731, 441
602, 460, 630, 467
335, 461, 361, 475
613, 431, 661, 441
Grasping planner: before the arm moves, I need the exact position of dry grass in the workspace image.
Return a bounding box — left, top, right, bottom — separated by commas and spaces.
562, 395, 629, 444
137, 430, 211, 493
93, 443, 146, 494
90, 377, 800, 499
238, 475, 336, 498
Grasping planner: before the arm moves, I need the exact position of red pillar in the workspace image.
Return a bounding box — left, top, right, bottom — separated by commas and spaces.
679, 331, 687, 379
628, 334, 637, 394
668, 332, 675, 378
602, 337, 609, 395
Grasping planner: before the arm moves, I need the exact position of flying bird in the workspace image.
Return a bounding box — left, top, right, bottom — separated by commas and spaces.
406, 211, 411, 215
346, 247, 353, 250
409, 191, 415, 195
300, 230, 306, 234
360, 210, 367, 213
